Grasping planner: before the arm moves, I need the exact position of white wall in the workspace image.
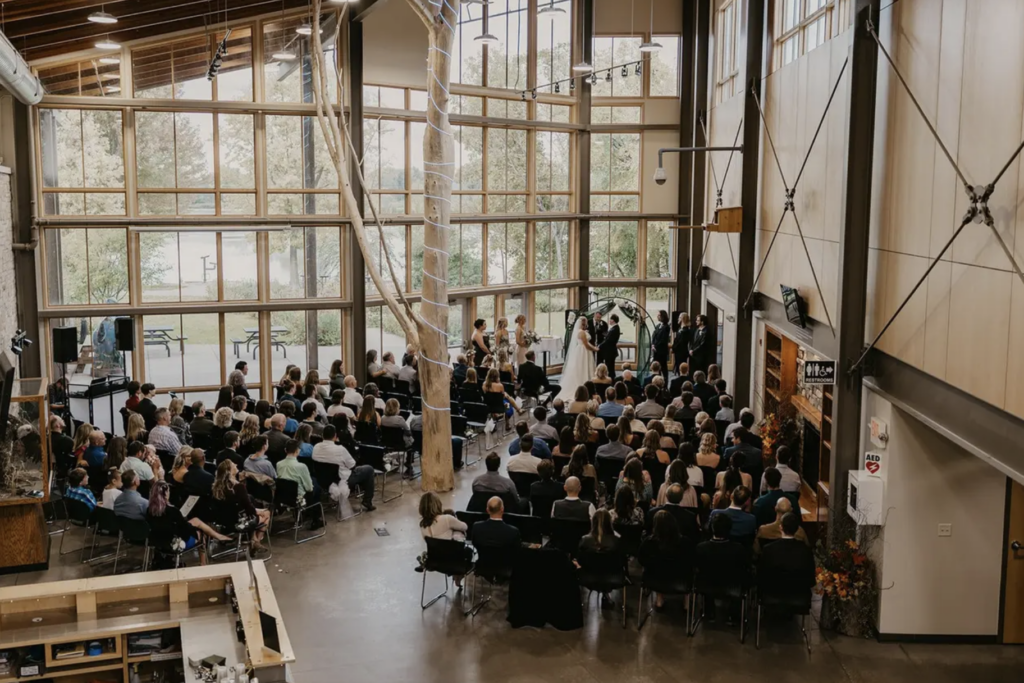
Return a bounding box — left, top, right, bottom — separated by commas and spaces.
363, 0, 429, 88
861, 389, 1007, 636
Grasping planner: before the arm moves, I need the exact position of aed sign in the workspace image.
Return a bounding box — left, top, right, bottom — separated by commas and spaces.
864, 451, 884, 477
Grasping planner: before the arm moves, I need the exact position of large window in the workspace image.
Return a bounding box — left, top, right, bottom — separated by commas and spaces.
592, 37, 642, 98
45, 229, 129, 306
486, 0, 529, 91
716, 1, 739, 101
773, 0, 851, 70
536, 0, 573, 93
535, 222, 571, 281
39, 109, 125, 216
132, 29, 253, 101
649, 36, 681, 97
486, 223, 527, 285
265, 115, 340, 215
591, 133, 641, 211
590, 221, 638, 279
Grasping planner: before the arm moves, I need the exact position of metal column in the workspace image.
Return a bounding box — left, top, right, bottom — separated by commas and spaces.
688, 0, 711, 316
12, 99, 41, 377
733, 0, 767, 411
575, 0, 594, 308
675, 0, 696, 312
348, 17, 368, 386
831, 0, 881, 531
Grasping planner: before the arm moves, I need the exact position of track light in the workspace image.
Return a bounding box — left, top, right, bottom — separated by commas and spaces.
635, 62, 642, 76
589, 73, 598, 85
605, 70, 612, 82
474, 32, 500, 46
621, 65, 628, 78
569, 79, 576, 91
95, 40, 121, 50
521, 91, 526, 101
88, 11, 117, 24
531, 88, 537, 99
554, 82, 560, 94
572, 61, 593, 73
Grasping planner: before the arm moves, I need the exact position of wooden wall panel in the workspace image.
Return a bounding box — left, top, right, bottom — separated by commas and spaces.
876, 251, 928, 369
823, 29, 850, 244
1004, 278, 1024, 419
922, 258, 952, 382
929, 0, 966, 260
944, 264, 1011, 408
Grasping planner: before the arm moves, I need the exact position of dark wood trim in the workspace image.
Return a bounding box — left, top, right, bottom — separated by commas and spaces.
348, 16, 367, 387
575, 0, 594, 306
675, 0, 696, 313
688, 0, 711, 317
13, 99, 42, 377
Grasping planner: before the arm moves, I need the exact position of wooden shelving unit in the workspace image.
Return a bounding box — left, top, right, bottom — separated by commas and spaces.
762, 326, 799, 417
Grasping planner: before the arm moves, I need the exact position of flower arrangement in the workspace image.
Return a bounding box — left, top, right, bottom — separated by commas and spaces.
618, 301, 643, 326
817, 539, 872, 602
523, 330, 542, 347
814, 514, 882, 638
758, 412, 781, 456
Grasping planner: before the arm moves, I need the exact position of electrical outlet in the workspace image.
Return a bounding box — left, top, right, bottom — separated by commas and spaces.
938, 523, 952, 537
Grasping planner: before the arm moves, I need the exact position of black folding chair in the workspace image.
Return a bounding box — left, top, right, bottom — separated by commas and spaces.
637, 546, 695, 631
385, 393, 410, 410
576, 548, 630, 628
547, 517, 591, 554
272, 478, 325, 544
420, 537, 474, 610
377, 376, 395, 392
503, 513, 546, 544
508, 471, 539, 499
466, 542, 517, 617
113, 517, 151, 574
455, 509, 487, 534
58, 498, 94, 557
358, 444, 402, 503
86, 506, 122, 566
461, 402, 490, 462
381, 425, 417, 480
756, 569, 813, 651
355, 422, 380, 445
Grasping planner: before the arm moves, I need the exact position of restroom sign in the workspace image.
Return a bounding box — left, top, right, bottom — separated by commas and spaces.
864, 451, 884, 477
803, 360, 836, 384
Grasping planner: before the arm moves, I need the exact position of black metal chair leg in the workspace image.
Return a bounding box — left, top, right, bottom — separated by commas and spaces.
740, 593, 746, 644
755, 602, 762, 649
802, 613, 811, 654
421, 572, 450, 610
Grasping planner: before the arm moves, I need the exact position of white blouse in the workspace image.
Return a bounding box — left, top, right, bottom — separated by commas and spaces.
420, 514, 468, 541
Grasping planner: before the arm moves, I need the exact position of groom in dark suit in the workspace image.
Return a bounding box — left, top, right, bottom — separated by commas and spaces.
598, 314, 621, 375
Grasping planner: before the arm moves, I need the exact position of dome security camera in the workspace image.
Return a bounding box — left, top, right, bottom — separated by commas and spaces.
653, 167, 667, 186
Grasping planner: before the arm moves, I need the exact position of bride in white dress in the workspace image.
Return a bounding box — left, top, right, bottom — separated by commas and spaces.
557, 316, 600, 402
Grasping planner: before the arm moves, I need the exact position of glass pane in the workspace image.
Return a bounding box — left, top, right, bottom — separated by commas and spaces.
646, 221, 674, 278
85, 193, 126, 215
269, 227, 306, 299
140, 232, 180, 303
535, 221, 570, 281
182, 313, 220, 387
476, 296, 495, 337
40, 60, 120, 97
175, 112, 215, 188
645, 288, 673, 326
454, 125, 483, 190
536, 0, 572, 93
486, 0, 529, 90
610, 133, 641, 191
133, 35, 213, 100
87, 229, 129, 305
536, 130, 570, 192
179, 232, 219, 302
40, 109, 124, 190
266, 115, 303, 189
609, 194, 639, 212
221, 193, 256, 215
783, 0, 800, 31
609, 221, 638, 278
138, 193, 176, 215
224, 312, 261, 385
453, 224, 483, 288
451, 4, 484, 86
591, 133, 611, 192
143, 314, 184, 388
81, 110, 124, 187
219, 114, 255, 188
317, 309, 343, 377
136, 112, 177, 188
177, 193, 216, 215
263, 15, 338, 103
537, 194, 570, 212
486, 222, 526, 285
270, 310, 307, 383
592, 36, 642, 97
650, 36, 681, 97
592, 286, 638, 343
486, 128, 527, 191
214, 27, 254, 101
534, 288, 568, 339
589, 221, 610, 278
222, 232, 258, 301
48, 229, 87, 305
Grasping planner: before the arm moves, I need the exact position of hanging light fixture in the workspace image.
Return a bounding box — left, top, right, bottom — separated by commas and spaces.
635, 62, 642, 76
621, 65, 628, 78
572, 61, 593, 72
554, 82, 561, 94
88, 7, 118, 24
296, 23, 314, 35
99, 56, 121, 65
105, 85, 121, 93
639, 0, 662, 53
537, 0, 565, 19
95, 39, 121, 50
272, 50, 297, 60
474, 32, 500, 46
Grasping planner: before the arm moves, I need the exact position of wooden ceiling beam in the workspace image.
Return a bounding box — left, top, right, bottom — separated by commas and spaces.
4, 0, 211, 39
23, 0, 308, 62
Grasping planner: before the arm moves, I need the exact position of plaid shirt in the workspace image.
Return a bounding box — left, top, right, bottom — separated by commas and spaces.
64, 485, 97, 512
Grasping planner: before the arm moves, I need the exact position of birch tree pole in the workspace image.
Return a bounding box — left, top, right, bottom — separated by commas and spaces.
309, 0, 457, 492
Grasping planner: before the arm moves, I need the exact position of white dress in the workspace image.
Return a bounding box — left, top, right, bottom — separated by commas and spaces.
556, 320, 597, 402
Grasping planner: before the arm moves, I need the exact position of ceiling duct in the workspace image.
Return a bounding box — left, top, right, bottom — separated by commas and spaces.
0, 30, 42, 104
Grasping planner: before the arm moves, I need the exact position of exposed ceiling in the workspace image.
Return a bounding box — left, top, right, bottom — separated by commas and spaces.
0, 0, 317, 62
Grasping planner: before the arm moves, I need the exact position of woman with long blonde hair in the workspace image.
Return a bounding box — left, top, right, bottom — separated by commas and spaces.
212, 460, 270, 551
237, 415, 261, 456
513, 314, 529, 368
696, 431, 721, 468
483, 367, 522, 428
126, 414, 147, 443
574, 413, 594, 444
593, 363, 612, 386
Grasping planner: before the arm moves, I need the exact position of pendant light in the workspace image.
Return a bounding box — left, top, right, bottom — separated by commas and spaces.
572, 61, 593, 72
88, 7, 118, 24
474, 32, 500, 46
639, 0, 662, 53
537, 0, 565, 19
95, 39, 121, 50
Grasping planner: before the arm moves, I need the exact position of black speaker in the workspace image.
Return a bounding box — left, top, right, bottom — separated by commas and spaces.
52, 326, 78, 364
115, 317, 135, 352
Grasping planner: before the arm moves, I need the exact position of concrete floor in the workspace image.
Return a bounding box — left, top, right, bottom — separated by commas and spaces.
14, 434, 1024, 683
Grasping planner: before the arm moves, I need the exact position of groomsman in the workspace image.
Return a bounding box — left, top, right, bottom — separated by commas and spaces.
590, 311, 609, 347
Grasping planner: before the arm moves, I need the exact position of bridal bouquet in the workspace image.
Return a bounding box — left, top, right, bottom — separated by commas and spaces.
523, 330, 542, 347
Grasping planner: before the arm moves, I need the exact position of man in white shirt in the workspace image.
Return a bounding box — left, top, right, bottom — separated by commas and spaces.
725, 408, 756, 443
635, 384, 666, 419
342, 375, 362, 407
381, 352, 400, 379
507, 434, 542, 474
120, 441, 155, 480
147, 408, 182, 454
397, 355, 418, 385
530, 406, 559, 442
312, 425, 376, 511
760, 446, 802, 494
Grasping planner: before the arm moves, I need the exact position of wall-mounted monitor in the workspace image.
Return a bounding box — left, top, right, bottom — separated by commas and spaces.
780, 285, 807, 329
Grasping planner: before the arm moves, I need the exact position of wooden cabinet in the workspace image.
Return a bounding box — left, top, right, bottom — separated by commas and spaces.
763, 326, 798, 416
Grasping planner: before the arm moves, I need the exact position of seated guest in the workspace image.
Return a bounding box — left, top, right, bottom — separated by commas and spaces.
276, 439, 322, 524
125, 381, 142, 413
592, 363, 613, 387
302, 384, 328, 420
367, 350, 386, 379
266, 414, 292, 463
242, 436, 276, 480
551, 476, 595, 520
213, 460, 271, 551
397, 354, 418, 387
102, 469, 123, 509
231, 395, 250, 423
646, 420, 676, 450
705, 379, 729, 417
609, 485, 644, 526
551, 426, 575, 459
65, 468, 97, 513
723, 428, 762, 471
661, 405, 685, 437
342, 375, 362, 407
752, 467, 789, 527
761, 445, 801, 494
50, 416, 74, 471
597, 387, 625, 419
715, 395, 735, 423
615, 457, 653, 505
147, 480, 230, 561
638, 510, 693, 607
278, 380, 303, 412
121, 440, 155, 481
518, 350, 549, 398
312, 425, 377, 511
148, 408, 182, 454
452, 355, 470, 385
561, 444, 597, 484
167, 448, 190, 485
622, 406, 646, 437
621, 364, 639, 386
217, 432, 244, 467
578, 509, 621, 609
470, 497, 521, 548
656, 460, 700, 508
635, 384, 666, 419
697, 432, 721, 469
709, 486, 758, 539
210, 407, 233, 445
549, 399, 574, 434
381, 399, 412, 447
714, 464, 752, 506
304, 370, 329, 403
301, 402, 326, 438
113, 470, 148, 520
612, 382, 633, 408
567, 386, 590, 415
327, 390, 354, 419
189, 402, 215, 441
237, 415, 262, 457
695, 514, 750, 608
530, 459, 565, 502
84, 430, 107, 468
229, 367, 250, 401
758, 513, 816, 593
103, 437, 126, 471
507, 434, 543, 474
646, 484, 701, 542
277, 402, 300, 435
530, 406, 558, 442
471, 453, 520, 507
651, 375, 672, 406
574, 413, 597, 445
672, 392, 699, 421
381, 352, 400, 379
294, 424, 315, 459
183, 449, 214, 496
586, 400, 605, 432
642, 362, 661, 388
678, 442, 704, 489
755, 497, 809, 556
596, 424, 633, 463
419, 491, 467, 540
692, 371, 717, 408
510, 423, 552, 458
329, 360, 346, 392
636, 429, 670, 466
137, 384, 158, 430
216, 385, 235, 411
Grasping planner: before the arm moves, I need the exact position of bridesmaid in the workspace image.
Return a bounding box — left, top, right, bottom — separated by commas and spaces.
514, 314, 529, 369
494, 317, 510, 356
471, 318, 489, 368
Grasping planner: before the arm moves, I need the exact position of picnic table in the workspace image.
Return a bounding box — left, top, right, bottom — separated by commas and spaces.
233, 326, 290, 359
144, 326, 187, 357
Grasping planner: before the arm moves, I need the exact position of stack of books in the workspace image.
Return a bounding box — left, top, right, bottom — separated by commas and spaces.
53, 643, 85, 660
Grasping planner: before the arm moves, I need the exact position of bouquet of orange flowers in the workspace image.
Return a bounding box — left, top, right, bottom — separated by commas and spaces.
759, 412, 781, 455
817, 539, 873, 602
